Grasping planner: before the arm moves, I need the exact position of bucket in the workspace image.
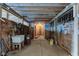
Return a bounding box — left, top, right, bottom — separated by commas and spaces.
49, 39, 53, 46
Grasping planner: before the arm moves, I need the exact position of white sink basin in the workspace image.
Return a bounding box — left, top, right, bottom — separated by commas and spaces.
12, 35, 25, 43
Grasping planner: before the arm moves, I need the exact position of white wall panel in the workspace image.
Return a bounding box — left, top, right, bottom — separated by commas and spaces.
2, 9, 7, 18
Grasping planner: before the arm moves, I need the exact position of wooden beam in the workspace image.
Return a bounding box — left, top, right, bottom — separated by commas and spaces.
10, 7, 64, 11
6, 3, 68, 7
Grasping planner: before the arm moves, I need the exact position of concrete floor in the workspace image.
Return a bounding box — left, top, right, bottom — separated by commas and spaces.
8, 39, 70, 56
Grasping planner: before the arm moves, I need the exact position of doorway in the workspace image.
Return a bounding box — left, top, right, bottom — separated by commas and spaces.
34, 22, 45, 40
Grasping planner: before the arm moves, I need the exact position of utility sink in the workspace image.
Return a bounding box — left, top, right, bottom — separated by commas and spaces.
12, 35, 25, 44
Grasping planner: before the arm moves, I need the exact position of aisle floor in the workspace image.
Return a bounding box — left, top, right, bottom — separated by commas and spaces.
8, 39, 70, 56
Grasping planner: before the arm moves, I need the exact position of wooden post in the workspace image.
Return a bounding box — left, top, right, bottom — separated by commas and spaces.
43, 23, 45, 39
50, 24, 52, 39
71, 3, 78, 56
0, 5, 2, 41
54, 19, 57, 45
0, 5, 2, 18
34, 23, 35, 39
